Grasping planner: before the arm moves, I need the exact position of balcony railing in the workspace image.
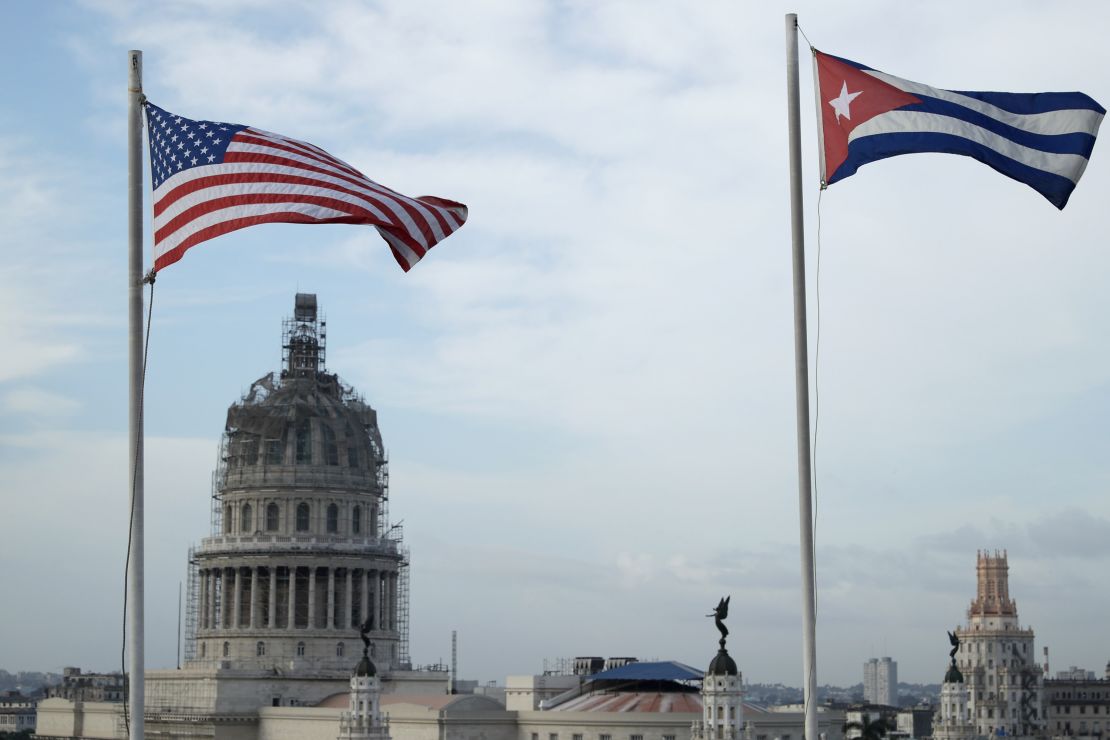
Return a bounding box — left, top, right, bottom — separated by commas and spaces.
199, 533, 398, 555
219, 465, 379, 492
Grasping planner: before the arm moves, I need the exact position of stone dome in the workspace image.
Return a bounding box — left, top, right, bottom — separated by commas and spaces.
707, 648, 738, 677
354, 652, 377, 677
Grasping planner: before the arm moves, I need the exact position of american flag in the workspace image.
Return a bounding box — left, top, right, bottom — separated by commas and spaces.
145, 102, 467, 271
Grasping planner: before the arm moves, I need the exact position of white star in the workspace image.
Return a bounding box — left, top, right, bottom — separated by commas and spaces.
828, 81, 862, 122
207, 154, 216, 163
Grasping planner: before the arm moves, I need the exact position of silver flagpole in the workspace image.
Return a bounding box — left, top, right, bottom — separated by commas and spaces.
784, 14, 818, 740
127, 49, 145, 740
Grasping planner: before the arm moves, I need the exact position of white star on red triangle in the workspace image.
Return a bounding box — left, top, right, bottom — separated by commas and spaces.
829, 81, 862, 122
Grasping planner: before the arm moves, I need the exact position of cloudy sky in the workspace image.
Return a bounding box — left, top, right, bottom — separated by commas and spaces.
2, 0, 1109, 688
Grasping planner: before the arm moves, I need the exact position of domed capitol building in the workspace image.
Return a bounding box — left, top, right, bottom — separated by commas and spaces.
187, 292, 406, 678
35, 295, 840, 740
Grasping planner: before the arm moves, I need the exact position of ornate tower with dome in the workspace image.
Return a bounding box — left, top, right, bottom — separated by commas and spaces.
338, 630, 390, 740
183, 293, 408, 679
693, 597, 744, 740
933, 636, 975, 740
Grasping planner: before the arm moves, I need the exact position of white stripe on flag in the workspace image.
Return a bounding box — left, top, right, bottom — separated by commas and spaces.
849, 110, 1094, 182
378, 228, 421, 271
155, 181, 397, 233
154, 201, 352, 260
154, 163, 441, 248
226, 142, 452, 241
866, 70, 1105, 136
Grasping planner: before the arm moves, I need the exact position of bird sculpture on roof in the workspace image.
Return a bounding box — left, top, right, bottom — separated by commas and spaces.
708, 596, 730, 646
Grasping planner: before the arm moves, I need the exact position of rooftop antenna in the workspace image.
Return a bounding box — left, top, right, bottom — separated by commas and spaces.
176, 582, 182, 670
449, 630, 458, 694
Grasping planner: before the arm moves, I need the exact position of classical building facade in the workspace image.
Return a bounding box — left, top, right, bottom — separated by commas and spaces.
185, 293, 407, 679
951, 550, 1045, 739
1043, 669, 1110, 740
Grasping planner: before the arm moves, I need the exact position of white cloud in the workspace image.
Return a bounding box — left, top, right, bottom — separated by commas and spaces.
2, 387, 81, 417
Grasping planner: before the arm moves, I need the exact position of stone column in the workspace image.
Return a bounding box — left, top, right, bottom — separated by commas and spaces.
210, 569, 219, 630
231, 568, 241, 629
327, 568, 336, 629
389, 571, 397, 630
223, 568, 232, 628
308, 567, 318, 629
386, 572, 395, 630
377, 570, 385, 631
212, 569, 220, 629
197, 570, 208, 630
268, 567, 277, 629
360, 569, 370, 627
204, 569, 213, 630
249, 566, 259, 629
344, 569, 353, 629
287, 566, 296, 630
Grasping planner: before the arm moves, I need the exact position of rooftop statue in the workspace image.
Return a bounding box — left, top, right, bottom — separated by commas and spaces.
708, 596, 730, 645
360, 617, 374, 654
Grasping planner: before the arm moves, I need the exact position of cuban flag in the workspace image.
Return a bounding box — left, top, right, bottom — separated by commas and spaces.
814, 51, 1104, 209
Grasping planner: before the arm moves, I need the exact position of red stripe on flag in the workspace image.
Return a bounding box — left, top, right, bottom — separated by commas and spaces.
236, 131, 364, 179
155, 192, 430, 258
220, 151, 445, 239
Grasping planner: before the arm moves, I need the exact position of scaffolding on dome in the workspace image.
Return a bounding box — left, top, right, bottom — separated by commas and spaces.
180, 292, 409, 675
183, 546, 199, 663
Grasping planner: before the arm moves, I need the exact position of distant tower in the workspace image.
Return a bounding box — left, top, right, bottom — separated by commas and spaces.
953, 550, 1044, 739
933, 639, 974, 740
693, 597, 744, 740
184, 294, 408, 678
339, 646, 389, 740
862, 658, 896, 705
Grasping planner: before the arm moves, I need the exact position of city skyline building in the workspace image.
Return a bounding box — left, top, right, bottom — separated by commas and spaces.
862, 657, 897, 706
950, 550, 1045, 739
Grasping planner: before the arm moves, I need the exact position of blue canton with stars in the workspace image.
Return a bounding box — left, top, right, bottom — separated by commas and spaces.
145, 102, 248, 190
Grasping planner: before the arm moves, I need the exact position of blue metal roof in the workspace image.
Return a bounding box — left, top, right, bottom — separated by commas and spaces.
588, 661, 703, 682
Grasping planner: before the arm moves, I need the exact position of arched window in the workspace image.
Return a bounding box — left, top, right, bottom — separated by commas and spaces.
266, 503, 279, 532
295, 421, 312, 464
256, 641, 266, 657
223, 505, 233, 534
296, 641, 306, 657
352, 506, 361, 535
200, 643, 206, 658
241, 503, 253, 533
336, 642, 345, 657
296, 503, 310, 532
222, 641, 230, 657
323, 425, 339, 465
326, 504, 339, 533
